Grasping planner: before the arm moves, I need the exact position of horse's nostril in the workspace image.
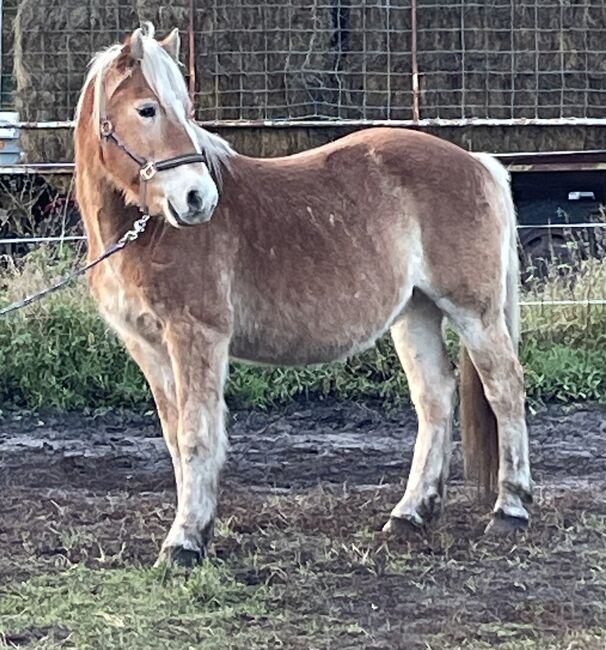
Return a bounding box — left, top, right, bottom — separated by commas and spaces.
187, 189, 203, 212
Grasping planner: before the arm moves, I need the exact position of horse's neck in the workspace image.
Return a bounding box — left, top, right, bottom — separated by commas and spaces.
217, 155, 259, 214
74, 112, 137, 257
77, 166, 139, 258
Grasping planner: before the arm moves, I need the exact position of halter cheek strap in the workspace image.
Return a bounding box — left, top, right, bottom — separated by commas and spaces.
99, 117, 208, 214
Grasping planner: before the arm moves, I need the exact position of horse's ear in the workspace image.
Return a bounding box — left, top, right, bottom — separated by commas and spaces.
160, 28, 180, 62
120, 27, 145, 66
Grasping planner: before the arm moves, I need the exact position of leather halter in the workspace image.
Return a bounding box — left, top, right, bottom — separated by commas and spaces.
99, 117, 208, 212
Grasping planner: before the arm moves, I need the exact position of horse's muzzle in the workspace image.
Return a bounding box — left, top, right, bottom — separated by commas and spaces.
168, 200, 216, 227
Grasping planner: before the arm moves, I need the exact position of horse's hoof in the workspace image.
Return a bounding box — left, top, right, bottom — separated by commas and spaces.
156, 545, 204, 567
484, 510, 529, 536
382, 514, 424, 537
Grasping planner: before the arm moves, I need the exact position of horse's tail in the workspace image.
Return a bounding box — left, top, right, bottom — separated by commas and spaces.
459, 153, 519, 496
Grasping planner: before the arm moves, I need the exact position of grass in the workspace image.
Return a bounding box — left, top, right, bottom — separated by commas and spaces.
0, 563, 271, 649
0, 247, 605, 410
2, 572, 603, 650
1, 484, 605, 649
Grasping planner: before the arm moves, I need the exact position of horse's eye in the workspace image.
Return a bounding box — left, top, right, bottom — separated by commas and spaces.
137, 105, 156, 119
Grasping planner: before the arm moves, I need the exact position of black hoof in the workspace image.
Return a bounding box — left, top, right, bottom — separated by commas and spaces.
382, 515, 424, 537
485, 510, 529, 536
419, 492, 443, 522
157, 545, 204, 567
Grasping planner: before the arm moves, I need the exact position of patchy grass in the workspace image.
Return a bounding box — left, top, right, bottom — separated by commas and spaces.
0, 563, 271, 649
0, 249, 605, 410
1, 483, 605, 649
1, 399, 604, 648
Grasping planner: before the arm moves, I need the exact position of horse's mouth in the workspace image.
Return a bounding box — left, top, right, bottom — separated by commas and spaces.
166, 201, 197, 228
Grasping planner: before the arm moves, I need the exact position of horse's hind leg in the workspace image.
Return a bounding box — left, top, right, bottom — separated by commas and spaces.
383, 292, 456, 534
453, 311, 532, 530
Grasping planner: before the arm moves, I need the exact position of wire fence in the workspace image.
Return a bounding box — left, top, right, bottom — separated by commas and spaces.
2, 221, 606, 246
3, 0, 606, 124
1, 224, 605, 308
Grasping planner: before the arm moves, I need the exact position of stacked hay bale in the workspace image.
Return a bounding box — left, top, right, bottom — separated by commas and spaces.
194, 1, 338, 121
11, 0, 606, 163
14, 0, 414, 153
417, 0, 606, 121
14, 0, 137, 161
1, 0, 21, 109
13, 0, 190, 162
193, 0, 413, 121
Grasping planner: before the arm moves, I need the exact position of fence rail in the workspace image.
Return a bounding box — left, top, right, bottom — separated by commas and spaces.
0, 235, 85, 244
519, 299, 606, 306
10, 118, 606, 130
3, 225, 604, 240
1, 222, 605, 246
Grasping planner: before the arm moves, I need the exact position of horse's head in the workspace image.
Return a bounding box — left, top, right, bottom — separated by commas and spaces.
77, 24, 223, 228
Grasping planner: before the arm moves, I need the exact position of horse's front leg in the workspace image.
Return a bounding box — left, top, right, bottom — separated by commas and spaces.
157, 323, 230, 566
121, 337, 182, 498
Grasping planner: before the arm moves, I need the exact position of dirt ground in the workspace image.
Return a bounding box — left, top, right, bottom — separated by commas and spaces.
1, 400, 605, 649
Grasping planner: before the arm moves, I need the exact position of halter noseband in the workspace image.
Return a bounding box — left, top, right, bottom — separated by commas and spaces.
99, 117, 208, 212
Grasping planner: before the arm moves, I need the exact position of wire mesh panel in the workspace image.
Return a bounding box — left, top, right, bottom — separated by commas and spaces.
0, 0, 20, 109
416, 0, 606, 120
194, 1, 414, 120
194, 0, 606, 122
3, 0, 606, 123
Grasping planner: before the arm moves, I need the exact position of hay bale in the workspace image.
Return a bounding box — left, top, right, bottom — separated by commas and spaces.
14, 0, 138, 161
1, 0, 21, 108
13, 0, 187, 162
194, 1, 413, 121
136, 0, 188, 26
12, 0, 606, 162
195, 1, 334, 120
416, 1, 606, 120
193, 0, 606, 124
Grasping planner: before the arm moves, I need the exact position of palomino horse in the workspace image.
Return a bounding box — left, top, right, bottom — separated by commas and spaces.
75, 24, 532, 565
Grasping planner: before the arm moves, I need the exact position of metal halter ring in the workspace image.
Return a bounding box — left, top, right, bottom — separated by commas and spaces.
140, 162, 158, 181
100, 119, 114, 137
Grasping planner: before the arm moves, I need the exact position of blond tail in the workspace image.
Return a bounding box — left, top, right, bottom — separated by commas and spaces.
460, 153, 520, 497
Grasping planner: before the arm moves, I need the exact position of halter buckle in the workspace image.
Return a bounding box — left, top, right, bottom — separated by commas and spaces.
100, 119, 114, 138
140, 162, 158, 181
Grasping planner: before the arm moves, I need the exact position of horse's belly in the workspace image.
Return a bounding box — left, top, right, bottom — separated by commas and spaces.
230, 290, 409, 365
230, 330, 380, 365
230, 331, 378, 365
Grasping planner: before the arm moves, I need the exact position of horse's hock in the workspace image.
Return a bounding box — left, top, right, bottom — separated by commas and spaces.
9, 0, 606, 162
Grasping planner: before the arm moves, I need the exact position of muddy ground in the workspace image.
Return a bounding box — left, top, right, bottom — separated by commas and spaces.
1, 400, 605, 648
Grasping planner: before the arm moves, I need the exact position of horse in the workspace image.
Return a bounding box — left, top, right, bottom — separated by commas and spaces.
74, 23, 532, 566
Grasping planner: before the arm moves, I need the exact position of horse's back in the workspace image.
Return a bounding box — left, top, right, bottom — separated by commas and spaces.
220, 127, 509, 365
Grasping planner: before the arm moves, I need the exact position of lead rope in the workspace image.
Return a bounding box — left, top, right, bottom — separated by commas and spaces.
0, 213, 150, 318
